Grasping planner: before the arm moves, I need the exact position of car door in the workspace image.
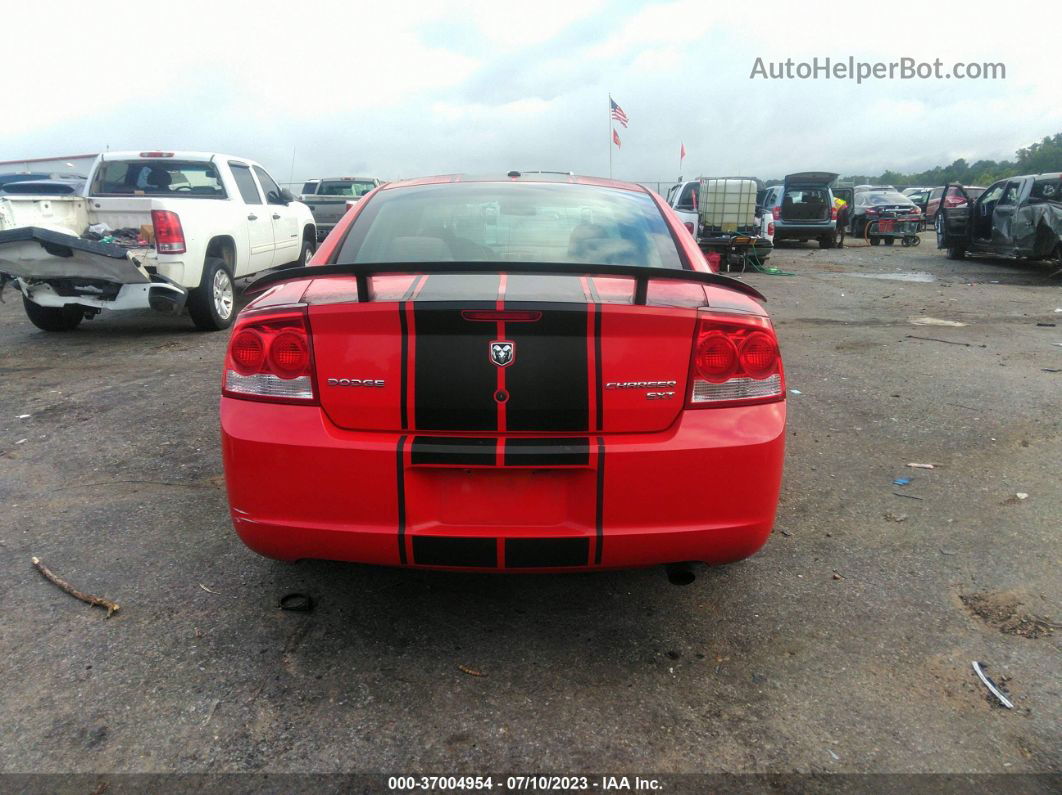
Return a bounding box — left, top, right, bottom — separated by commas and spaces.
990, 180, 1023, 251
832, 187, 854, 231
228, 162, 274, 274
253, 166, 300, 267
936, 184, 971, 249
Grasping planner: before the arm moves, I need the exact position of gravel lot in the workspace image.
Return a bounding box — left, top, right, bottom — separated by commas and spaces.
0, 234, 1058, 781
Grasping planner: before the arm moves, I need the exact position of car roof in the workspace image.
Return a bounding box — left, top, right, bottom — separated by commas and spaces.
379, 173, 650, 194
101, 151, 258, 165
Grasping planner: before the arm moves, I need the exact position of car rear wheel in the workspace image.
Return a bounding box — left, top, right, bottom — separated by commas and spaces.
947, 245, 966, 260
188, 257, 235, 331
818, 234, 836, 249
22, 296, 83, 332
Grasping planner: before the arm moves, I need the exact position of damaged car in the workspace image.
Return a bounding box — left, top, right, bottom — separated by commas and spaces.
936, 173, 1062, 264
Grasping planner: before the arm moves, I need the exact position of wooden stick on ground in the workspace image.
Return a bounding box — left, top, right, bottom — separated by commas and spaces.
31, 557, 120, 617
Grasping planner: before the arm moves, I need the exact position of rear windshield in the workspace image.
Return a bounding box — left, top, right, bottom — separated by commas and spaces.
91, 160, 227, 198
319, 180, 376, 197
858, 191, 914, 206
337, 182, 685, 269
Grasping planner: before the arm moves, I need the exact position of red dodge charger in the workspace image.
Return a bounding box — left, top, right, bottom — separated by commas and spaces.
220, 174, 786, 576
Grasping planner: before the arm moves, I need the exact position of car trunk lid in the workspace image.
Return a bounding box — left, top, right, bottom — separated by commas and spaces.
307, 273, 701, 434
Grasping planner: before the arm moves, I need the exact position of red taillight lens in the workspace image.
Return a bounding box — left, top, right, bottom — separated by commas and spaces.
687, 315, 784, 408
831, 206, 838, 220
695, 332, 739, 383
683, 221, 695, 235
151, 209, 186, 254
223, 309, 317, 403
269, 331, 309, 378
767, 221, 775, 235
739, 331, 778, 378
231, 330, 265, 375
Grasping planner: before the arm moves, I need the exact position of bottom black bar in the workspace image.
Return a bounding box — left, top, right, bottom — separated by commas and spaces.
505, 537, 590, 568
412, 536, 497, 567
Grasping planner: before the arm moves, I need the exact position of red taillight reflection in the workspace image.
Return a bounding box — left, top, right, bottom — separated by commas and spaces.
739, 332, 778, 378
231, 330, 265, 375
223, 309, 317, 403
269, 331, 310, 378
151, 209, 186, 254
696, 332, 739, 383
687, 315, 784, 408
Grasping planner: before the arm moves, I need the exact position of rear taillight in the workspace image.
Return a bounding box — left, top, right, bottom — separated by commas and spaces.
831, 206, 838, 220
223, 309, 317, 403
151, 209, 186, 254
767, 221, 775, 235
687, 315, 784, 408
683, 221, 695, 235
771, 205, 781, 220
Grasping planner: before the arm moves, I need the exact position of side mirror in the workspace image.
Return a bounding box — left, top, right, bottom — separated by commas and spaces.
279, 188, 296, 204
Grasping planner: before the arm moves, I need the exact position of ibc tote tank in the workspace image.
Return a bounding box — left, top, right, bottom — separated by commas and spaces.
698, 179, 758, 234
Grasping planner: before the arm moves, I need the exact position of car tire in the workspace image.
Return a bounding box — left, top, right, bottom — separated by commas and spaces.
869, 237, 881, 246
22, 296, 83, 332
946, 246, 966, 260
294, 236, 315, 268
188, 257, 235, 331
818, 234, 836, 249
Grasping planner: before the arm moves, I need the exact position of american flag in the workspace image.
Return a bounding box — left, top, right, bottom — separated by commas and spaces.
610, 97, 628, 128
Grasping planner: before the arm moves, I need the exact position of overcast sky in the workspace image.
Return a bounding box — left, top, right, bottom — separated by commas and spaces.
6, 0, 1061, 184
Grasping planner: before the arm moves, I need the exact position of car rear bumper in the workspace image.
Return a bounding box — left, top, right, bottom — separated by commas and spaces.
773, 222, 834, 240
221, 398, 786, 571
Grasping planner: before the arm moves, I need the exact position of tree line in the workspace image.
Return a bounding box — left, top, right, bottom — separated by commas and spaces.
841, 132, 1062, 188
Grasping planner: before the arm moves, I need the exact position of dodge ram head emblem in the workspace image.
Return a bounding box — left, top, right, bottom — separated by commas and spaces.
489, 341, 515, 367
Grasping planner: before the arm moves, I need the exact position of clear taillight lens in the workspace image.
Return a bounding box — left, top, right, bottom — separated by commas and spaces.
223, 309, 317, 404
687, 314, 784, 408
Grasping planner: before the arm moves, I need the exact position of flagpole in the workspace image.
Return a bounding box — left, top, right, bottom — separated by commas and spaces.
608, 93, 613, 179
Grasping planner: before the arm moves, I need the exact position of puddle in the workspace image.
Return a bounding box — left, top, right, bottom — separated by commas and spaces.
843, 271, 937, 283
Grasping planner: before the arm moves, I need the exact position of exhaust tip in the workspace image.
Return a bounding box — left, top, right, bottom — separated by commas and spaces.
665, 562, 696, 586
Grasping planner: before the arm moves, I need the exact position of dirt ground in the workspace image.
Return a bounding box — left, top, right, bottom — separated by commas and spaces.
0, 233, 1059, 783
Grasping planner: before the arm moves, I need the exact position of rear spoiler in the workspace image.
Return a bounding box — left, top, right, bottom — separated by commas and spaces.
247, 261, 766, 304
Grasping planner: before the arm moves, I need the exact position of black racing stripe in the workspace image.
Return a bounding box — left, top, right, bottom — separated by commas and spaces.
503, 303, 589, 432
503, 437, 590, 467
414, 295, 498, 431
413, 536, 497, 568
593, 304, 603, 431
595, 436, 604, 564
411, 436, 497, 466
503, 274, 590, 302
399, 302, 408, 429
397, 435, 408, 564
505, 537, 590, 568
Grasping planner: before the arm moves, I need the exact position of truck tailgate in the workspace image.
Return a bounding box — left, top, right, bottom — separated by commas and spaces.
0, 227, 149, 283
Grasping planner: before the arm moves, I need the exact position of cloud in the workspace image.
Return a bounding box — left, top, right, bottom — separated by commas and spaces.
3, 0, 1059, 184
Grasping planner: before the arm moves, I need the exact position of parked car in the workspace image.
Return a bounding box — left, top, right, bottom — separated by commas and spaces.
0, 177, 86, 195
300, 177, 382, 241
221, 173, 786, 575
0, 151, 315, 331
936, 173, 1062, 262
760, 172, 839, 248
0, 172, 84, 192
666, 177, 771, 265
925, 185, 986, 223
849, 187, 922, 245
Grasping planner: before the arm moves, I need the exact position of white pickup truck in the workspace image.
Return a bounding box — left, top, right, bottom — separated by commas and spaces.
0, 151, 316, 331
